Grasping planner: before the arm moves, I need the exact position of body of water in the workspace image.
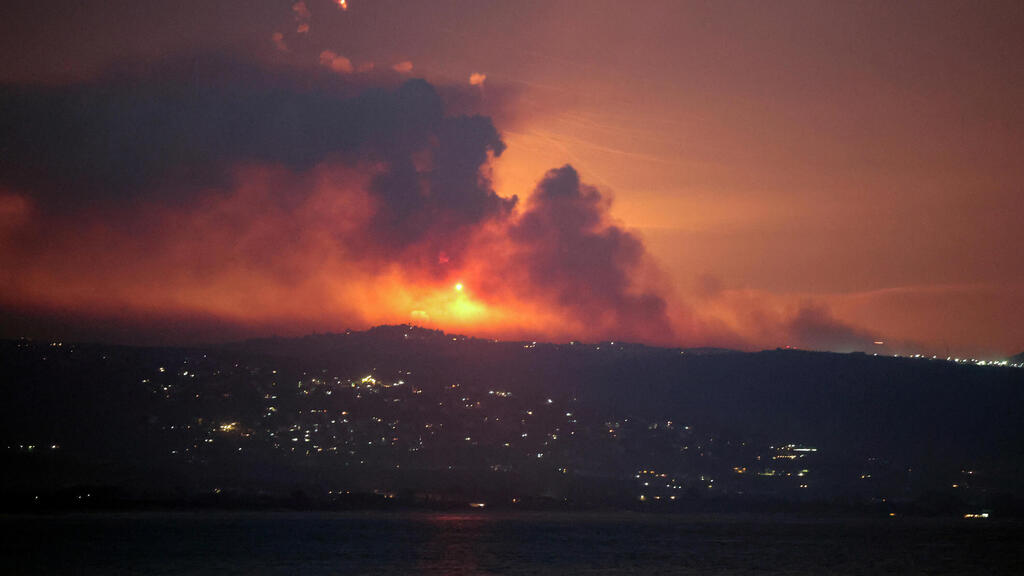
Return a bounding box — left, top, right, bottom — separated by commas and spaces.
2, 511, 1022, 574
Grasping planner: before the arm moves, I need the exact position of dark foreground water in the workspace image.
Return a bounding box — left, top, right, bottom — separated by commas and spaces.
2, 512, 1022, 575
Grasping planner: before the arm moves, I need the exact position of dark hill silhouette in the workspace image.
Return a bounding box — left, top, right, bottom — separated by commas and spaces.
2, 327, 1023, 513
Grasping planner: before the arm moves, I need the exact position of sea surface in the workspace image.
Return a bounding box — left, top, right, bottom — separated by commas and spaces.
2, 511, 1022, 575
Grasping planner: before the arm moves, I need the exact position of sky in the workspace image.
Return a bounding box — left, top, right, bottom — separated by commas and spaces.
1, 0, 1022, 357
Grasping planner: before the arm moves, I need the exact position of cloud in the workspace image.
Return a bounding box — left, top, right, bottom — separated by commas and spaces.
0, 58, 518, 318
469, 73, 486, 86
783, 303, 876, 352
0, 57, 496, 209
675, 281, 890, 352
694, 273, 726, 300
0, 56, 677, 345
0, 56, 880, 351
364, 109, 513, 267
503, 165, 673, 342
319, 50, 353, 74
392, 61, 413, 74
271, 31, 288, 52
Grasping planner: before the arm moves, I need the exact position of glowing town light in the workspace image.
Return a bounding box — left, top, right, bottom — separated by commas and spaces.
335, 0, 348, 10
454, 282, 464, 292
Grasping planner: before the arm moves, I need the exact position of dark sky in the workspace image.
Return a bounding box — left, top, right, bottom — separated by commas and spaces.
1, 1, 1022, 357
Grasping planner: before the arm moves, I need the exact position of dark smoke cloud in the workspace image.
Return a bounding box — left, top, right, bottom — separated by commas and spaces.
0, 56, 881, 351
785, 303, 876, 353
509, 165, 673, 342
0, 56, 513, 267
368, 113, 513, 261
0, 56, 678, 344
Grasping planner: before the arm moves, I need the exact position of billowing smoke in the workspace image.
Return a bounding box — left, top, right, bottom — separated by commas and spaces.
507, 166, 673, 342
0, 58, 515, 272
0, 59, 486, 207
784, 304, 877, 353
0, 56, 675, 344
0, 56, 876, 350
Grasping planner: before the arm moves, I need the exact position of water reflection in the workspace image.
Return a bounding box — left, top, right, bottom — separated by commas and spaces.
416, 513, 496, 575
2, 512, 1021, 575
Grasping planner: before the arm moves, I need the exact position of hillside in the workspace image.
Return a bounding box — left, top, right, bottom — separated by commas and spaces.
2, 327, 1023, 514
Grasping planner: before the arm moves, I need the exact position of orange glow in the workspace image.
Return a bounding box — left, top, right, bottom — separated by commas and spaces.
0, 162, 671, 346
2, 152, 1019, 356
2, 2, 1022, 358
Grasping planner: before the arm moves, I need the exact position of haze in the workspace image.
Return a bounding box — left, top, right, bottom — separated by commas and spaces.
1, 0, 1021, 358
